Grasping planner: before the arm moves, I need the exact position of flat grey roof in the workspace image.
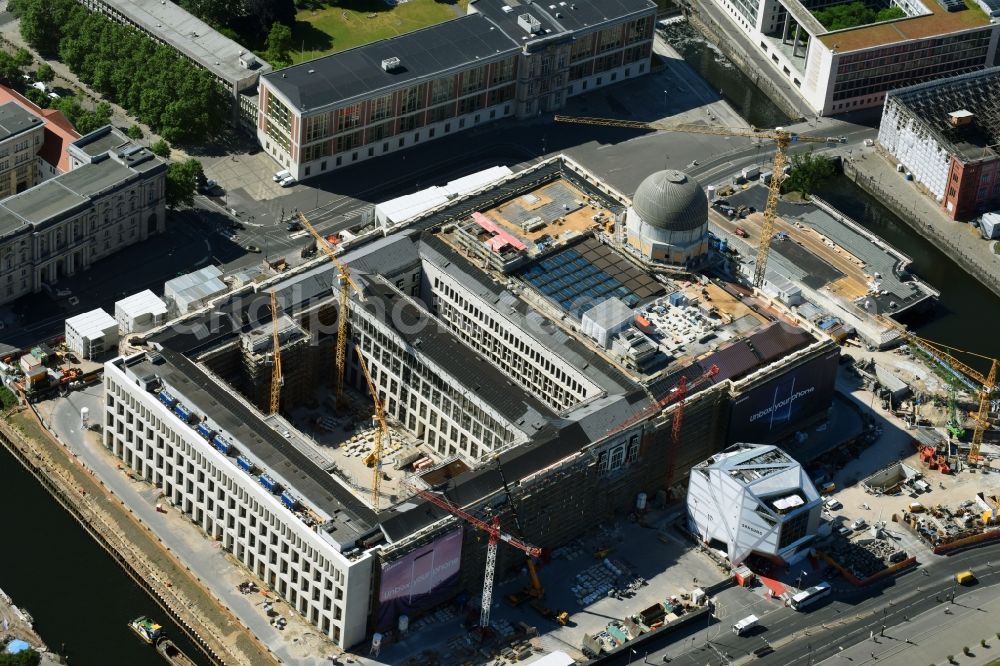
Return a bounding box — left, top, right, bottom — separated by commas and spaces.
97, 0, 270, 88
264, 14, 519, 112
0, 148, 164, 236
57, 159, 136, 198
145, 350, 377, 543
470, 0, 656, 43
0, 102, 42, 141
1, 182, 89, 226
73, 128, 130, 157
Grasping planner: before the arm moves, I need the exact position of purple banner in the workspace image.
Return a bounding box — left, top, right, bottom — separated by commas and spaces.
376, 528, 463, 630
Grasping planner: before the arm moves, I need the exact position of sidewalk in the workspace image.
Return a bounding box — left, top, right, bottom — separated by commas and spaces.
845, 150, 1000, 299
818, 583, 1000, 666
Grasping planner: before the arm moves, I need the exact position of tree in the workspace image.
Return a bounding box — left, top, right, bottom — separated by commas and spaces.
0, 51, 22, 85
0, 386, 18, 410
150, 139, 171, 158
23, 86, 50, 108
127, 124, 144, 140
35, 62, 54, 82
13, 47, 32, 68
16, 0, 63, 56
165, 159, 204, 208
0, 648, 41, 666
263, 22, 293, 68
781, 151, 836, 198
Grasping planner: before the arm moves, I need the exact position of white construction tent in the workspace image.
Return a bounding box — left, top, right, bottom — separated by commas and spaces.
374, 165, 512, 229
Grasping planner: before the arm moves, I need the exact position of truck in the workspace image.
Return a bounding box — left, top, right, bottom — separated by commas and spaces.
732, 615, 759, 635
741, 166, 760, 180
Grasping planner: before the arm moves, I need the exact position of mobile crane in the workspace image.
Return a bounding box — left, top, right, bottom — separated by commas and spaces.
408, 483, 542, 633
553, 115, 834, 287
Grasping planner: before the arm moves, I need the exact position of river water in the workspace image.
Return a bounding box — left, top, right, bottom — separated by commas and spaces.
1, 31, 996, 666
658, 19, 792, 129
815, 176, 1000, 363
0, 445, 208, 666
663, 18, 999, 362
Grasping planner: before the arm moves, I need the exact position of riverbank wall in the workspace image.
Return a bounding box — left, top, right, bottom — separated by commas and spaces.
843, 160, 1000, 300
679, 6, 805, 122
0, 409, 276, 666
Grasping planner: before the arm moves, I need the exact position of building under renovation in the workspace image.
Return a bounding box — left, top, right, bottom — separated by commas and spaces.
878, 67, 1000, 221
101, 155, 839, 649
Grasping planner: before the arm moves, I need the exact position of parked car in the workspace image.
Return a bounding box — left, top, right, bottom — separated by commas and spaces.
273, 169, 291, 182
836, 525, 852, 537
851, 517, 867, 531
279, 175, 296, 187
824, 498, 842, 511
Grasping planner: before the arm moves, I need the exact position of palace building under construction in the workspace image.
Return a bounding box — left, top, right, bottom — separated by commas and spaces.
102, 155, 838, 649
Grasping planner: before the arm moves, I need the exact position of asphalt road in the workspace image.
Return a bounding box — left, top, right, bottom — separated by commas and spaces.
598, 544, 1000, 666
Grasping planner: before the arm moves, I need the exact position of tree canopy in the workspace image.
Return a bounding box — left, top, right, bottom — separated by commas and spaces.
781, 151, 836, 197
35, 62, 54, 82
10, 0, 227, 144
178, 0, 296, 48
813, 2, 905, 30
264, 22, 294, 68
166, 159, 204, 208
0, 648, 41, 666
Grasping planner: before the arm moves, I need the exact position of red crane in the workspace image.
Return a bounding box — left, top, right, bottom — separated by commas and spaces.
605, 364, 721, 440
408, 484, 542, 632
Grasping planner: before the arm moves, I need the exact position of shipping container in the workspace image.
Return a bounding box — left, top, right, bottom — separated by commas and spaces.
158, 390, 177, 407
259, 474, 278, 493
212, 435, 232, 455
280, 491, 298, 510
195, 423, 214, 440
237, 455, 255, 473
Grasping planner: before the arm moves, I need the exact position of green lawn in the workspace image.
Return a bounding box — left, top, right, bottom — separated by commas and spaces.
291, 0, 468, 63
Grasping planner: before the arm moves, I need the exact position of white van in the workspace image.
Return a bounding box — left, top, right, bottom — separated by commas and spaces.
733, 614, 759, 635
272, 169, 291, 182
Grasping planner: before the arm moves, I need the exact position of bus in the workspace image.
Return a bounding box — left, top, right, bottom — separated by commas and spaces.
789, 581, 832, 611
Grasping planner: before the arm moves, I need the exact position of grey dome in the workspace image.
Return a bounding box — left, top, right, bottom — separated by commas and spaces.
631, 169, 707, 232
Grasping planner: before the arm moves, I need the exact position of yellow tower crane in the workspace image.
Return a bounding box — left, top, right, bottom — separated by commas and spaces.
269, 289, 283, 415
890, 327, 998, 464
297, 212, 362, 407
553, 115, 834, 287
297, 212, 389, 506
357, 347, 390, 507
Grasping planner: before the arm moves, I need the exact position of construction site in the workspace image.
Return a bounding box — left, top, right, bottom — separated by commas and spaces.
98, 152, 850, 659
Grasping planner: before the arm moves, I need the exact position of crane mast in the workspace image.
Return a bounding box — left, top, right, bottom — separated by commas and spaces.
408, 484, 542, 633
297, 212, 390, 503
297, 212, 362, 407
356, 346, 389, 507
269, 289, 283, 415
553, 115, 830, 288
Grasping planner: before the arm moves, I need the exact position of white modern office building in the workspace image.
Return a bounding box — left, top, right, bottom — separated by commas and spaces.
687, 443, 822, 564
706, 0, 999, 115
